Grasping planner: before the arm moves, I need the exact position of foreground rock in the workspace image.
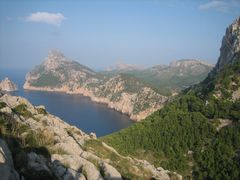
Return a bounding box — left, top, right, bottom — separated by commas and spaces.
0, 139, 20, 180
0, 94, 179, 179
0, 77, 18, 92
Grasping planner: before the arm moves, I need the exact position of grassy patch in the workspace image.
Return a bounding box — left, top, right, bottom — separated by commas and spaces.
13, 104, 32, 118
84, 139, 152, 179
0, 112, 57, 179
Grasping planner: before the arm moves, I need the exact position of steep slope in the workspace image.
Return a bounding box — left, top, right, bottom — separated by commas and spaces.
0, 93, 179, 180
24, 50, 167, 121
101, 59, 213, 96
24, 50, 102, 89
0, 78, 18, 92
102, 17, 240, 179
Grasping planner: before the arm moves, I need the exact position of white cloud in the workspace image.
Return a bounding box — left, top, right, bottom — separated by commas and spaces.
199, 0, 240, 13
199, 0, 228, 12
26, 12, 65, 26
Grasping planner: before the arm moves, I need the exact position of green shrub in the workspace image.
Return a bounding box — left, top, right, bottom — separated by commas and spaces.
31, 72, 61, 87
13, 104, 32, 118
37, 108, 47, 115
0, 102, 7, 109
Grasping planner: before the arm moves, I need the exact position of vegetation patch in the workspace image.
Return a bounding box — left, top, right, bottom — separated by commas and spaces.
102, 60, 240, 178
37, 107, 47, 115
84, 139, 153, 179
0, 112, 57, 179
31, 72, 61, 87
0, 101, 7, 109
13, 104, 32, 118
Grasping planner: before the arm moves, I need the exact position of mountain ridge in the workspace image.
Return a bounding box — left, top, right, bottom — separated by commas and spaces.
101, 59, 213, 96
24, 51, 168, 121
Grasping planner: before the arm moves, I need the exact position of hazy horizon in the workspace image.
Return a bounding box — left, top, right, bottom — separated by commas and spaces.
0, 0, 239, 69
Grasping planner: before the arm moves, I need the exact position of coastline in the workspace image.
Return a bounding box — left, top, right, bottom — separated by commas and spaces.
23, 82, 163, 121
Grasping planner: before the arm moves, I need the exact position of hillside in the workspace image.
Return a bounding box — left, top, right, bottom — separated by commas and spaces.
0, 93, 182, 180
101, 59, 213, 96
24, 50, 167, 121
102, 17, 240, 179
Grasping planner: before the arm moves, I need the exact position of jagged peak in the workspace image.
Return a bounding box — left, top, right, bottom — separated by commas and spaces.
216, 16, 240, 70
43, 49, 70, 70
46, 49, 68, 62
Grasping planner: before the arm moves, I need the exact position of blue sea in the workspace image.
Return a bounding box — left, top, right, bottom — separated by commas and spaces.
0, 69, 133, 137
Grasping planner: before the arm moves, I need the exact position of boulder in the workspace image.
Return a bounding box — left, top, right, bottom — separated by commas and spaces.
100, 162, 122, 180
0, 138, 20, 180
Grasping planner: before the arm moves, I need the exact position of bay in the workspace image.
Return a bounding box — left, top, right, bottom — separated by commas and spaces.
0, 69, 133, 137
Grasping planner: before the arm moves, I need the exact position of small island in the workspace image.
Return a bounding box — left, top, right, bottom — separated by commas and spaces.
0, 77, 18, 92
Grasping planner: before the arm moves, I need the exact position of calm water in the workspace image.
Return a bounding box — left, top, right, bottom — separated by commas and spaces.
0, 69, 133, 137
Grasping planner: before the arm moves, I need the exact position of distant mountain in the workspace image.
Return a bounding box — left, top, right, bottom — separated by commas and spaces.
103, 17, 240, 179
102, 62, 144, 75
107, 62, 143, 71
24, 50, 102, 88
101, 59, 213, 96
24, 50, 167, 121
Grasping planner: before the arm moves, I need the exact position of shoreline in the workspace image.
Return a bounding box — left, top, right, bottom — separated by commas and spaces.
23, 84, 159, 121
23, 87, 136, 122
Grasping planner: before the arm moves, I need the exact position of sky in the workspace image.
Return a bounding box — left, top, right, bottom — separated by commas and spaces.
0, 0, 239, 70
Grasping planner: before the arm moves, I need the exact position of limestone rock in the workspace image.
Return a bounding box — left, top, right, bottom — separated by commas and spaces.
0, 138, 20, 180
100, 162, 122, 180
0, 78, 18, 92
216, 17, 240, 70
90, 132, 97, 139
52, 154, 103, 180
0, 106, 12, 114
27, 152, 51, 173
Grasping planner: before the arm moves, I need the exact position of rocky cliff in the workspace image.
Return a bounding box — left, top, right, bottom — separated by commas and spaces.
24, 50, 167, 121
216, 17, 240, 70
0, 93, 178, 180
0, 78, 18, 92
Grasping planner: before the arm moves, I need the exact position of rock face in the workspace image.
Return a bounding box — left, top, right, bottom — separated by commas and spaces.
0, 139, 20, 180
23, 50, 167, 121
216, 17, 240, 70
0, 94, 177, 179
0, 78, 18, 92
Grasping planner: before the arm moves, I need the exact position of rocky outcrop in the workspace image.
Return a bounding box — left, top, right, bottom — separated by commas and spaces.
0, 78, 18, 92
23, 50, 168, 121
99, 162, 122, 180
216, 17, 240, 70
0, 94, 177, 179
0, 139, 20, 180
